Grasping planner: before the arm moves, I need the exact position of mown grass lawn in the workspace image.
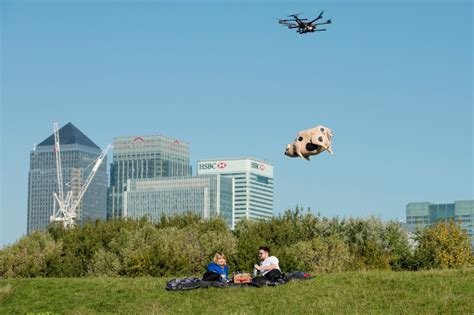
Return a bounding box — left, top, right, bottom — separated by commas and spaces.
1, 268, 473, 314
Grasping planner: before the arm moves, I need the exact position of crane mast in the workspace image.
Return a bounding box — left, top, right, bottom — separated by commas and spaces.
53, 123, 65, 207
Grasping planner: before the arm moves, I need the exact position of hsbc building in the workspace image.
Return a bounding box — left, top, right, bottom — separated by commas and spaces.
197, 157, 273, 227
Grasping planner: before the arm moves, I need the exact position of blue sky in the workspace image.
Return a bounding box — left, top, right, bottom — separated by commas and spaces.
1, 0, 472, 247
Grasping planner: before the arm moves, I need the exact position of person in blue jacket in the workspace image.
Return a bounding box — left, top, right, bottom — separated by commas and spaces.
202, 252, 230, 282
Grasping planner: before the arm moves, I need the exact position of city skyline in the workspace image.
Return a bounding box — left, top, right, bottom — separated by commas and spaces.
2, 1, 472, 247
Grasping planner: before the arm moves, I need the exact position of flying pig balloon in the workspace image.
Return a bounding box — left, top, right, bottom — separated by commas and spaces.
285, 125, 333, 161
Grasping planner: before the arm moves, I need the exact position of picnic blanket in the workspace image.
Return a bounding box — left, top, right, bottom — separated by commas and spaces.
165, 271, 312, 291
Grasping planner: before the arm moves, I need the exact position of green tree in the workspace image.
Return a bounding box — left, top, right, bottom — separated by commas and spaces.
414, 220, 472, 269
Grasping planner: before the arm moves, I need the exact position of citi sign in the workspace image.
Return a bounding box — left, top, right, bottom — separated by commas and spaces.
199, 162, 227, 170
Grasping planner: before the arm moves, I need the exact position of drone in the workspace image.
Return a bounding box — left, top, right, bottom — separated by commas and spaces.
279, 11, 332, 34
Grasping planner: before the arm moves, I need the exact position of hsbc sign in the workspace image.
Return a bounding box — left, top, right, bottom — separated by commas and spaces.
199, 162, 227, 170
198, 159, 272, 177
251, 162, 265, 171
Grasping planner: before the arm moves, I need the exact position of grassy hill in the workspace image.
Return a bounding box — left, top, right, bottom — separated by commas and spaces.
1, 269, 473, 314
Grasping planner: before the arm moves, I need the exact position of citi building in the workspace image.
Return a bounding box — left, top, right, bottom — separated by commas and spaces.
108, 135, 192, 218
197, 157, 273, 227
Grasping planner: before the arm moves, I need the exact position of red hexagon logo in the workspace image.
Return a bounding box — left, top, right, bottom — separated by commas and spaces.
217, 162, 227, 169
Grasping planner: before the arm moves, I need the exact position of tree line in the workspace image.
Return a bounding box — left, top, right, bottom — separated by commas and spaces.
1, 207, 472, 278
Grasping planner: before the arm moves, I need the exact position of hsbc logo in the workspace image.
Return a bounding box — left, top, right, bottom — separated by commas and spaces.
251, 162, 266, 171
199, 163, 216, 170
199, 162, 227, 170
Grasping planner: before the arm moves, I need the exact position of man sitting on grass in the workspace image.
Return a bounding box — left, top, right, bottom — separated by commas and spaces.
254, 246, 282, 282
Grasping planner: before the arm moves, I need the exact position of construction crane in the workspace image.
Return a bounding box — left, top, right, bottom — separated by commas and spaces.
50, 122, 112, 227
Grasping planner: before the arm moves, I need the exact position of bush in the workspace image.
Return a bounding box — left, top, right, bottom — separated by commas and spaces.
280, 235, 352, 273
88, 249, 121, 277
414, 220, 473, 269
0, 232, 61, 278
383, 221, 414, 270
341, 217, 413, 271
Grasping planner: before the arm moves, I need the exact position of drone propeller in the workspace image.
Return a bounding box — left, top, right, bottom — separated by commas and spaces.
279, 20, 296, 26
279, 18, 307, 22
309, 10, 326, 24
287, 12, 303, 17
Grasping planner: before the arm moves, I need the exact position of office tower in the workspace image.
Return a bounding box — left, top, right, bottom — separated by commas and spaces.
197, 157, 273, 227
109, 135, 192, 218
27, 122, 107, 233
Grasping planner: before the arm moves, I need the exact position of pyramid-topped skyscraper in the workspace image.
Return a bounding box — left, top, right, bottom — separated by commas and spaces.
38, 122, 100, 149
27, 122, 107, 233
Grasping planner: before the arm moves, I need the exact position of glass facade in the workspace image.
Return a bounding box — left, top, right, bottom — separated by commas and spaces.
197, 158, 274, 228
27, 123, 107, 233
406, 202, 430, 226
108, 135, 192, 218
406, 200, 474, 247
123, 175, 233, 227
454, 200, 474, 247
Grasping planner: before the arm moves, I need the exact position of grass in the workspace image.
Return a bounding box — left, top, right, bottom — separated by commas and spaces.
0, 269, 473, 314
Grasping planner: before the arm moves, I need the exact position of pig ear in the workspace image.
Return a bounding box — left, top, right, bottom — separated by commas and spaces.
325, 128, 333, 140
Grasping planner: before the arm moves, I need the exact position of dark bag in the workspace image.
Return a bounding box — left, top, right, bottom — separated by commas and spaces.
166, 277, 202, 291
252, 270, 288, 287
202, 271, 222, 282
264, 269, 285, 282
251, 276, 271, 288
286, 271, 312, 281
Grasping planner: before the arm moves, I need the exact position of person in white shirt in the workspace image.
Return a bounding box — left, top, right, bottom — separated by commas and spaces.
254, 246, 282, 281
